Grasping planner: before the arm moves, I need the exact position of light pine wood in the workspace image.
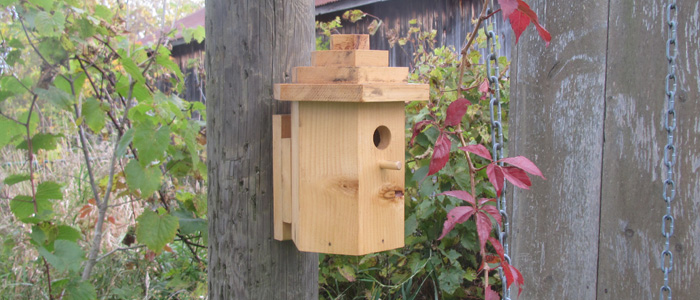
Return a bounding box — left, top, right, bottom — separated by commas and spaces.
379, 160, 402, 170
331, 34, 369, 50
273, 115, 292, 241
206, 0, 317, 298
311, 50, 389, 67
275, 83, 429, 102
272, 34, 428, 255
357, 102, 405, 254
293, 66, 408, 84
295, 102, 361, 254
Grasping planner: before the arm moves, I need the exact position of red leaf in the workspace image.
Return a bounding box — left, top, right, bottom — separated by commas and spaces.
438, 205, 476, 240
488, 237, 505, 262
501, 156, 546, 179
480, 203, 502, 226
439, 190, 475, 206
478, 198, 496, 206
88, 198, 96, 205
484, 254, 501, 264
502, 166, 532, 189
108, 216, 116, 225
79, 205, 92, 219
475, 211, 493, 254
485, 286, 500, 300
478, 79, 490, 99
486, 163, 505, 196
410, 120, 433, 147
164, 244, 173, 253
503, 261, 525, 296
459, 144, 492, 161
498, 0, 519, 19
444, 98, 471, 127
428, 133, 451, 176
508, 0, 552, 47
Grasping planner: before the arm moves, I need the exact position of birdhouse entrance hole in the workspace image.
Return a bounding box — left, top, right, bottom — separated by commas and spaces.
373, 125, 391, 150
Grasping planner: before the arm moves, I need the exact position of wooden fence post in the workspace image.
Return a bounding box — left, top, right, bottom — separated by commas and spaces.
206, 0, 318, 299
509, 0, 700, 299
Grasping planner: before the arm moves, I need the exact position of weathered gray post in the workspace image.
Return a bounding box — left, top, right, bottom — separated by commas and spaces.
206, 0, 318, 299
509, 0, 700, 299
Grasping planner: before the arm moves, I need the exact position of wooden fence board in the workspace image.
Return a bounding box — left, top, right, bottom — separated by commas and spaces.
597, 0, 700, 298
508, 1, 609, 299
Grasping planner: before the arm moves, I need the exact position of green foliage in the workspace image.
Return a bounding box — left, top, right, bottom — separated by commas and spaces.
136, 210, 180, 253
0, 0, 207, 298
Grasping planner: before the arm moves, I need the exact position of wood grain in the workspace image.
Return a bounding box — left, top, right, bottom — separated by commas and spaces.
311, 50, 389, 67
206, 0, 317, 299
293, 102, 405, 255
331, 34, 370, 50
508, 0, 608, 298
596, 1, 700, 298
509, 1, 700, 299
275, 83, 429, 102
293, 66, 408, 84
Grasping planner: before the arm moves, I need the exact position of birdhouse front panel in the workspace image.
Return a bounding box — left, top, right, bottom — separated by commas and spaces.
356, 102, 405, 255
272, 34, 429, 255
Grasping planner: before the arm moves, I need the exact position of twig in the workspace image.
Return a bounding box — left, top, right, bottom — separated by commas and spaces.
96, 244, 146, 262
457, 3, 490, 96
82, 82, 135, 280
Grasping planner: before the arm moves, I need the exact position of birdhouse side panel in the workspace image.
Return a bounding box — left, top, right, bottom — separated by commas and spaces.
295, 102, 361, 254
357, 102, 406, 254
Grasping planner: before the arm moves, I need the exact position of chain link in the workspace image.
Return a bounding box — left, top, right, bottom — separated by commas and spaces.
483, 7, 509, 299
660, 1, 677, 300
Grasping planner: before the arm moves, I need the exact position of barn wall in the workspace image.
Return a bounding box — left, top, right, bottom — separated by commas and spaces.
316, 0, 511, 67
171, 41, 206, 104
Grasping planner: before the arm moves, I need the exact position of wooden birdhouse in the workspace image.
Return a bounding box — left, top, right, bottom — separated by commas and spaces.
272, 34, 429, 255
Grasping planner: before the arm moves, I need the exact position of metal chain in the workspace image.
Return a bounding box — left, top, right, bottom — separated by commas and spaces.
484, 7, 510, 299
660, 1, 677, 300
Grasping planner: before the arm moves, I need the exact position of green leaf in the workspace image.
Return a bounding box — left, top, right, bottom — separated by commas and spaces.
136, 210, 179, 253
0, 0, 18, 5
173, 210, 207, 235
125, 160, 162, 197
26, 0, 52, 9
119, 54, 145, 83
0, 75, 27, 96
35, 11, 65, 37
35, 181, 63, 201
438, 266, 465, 294
133, 124, 170, 166
193, 25, 205, 43
116, 128, 134, 157
156, 53, 183, 81
82, 98, 106, 132
0, 117, 24, 149
10, 195, 50, 221
56, 225, 81, 242
16, 133, 64, 154
404, 214, 418, 237
115, 75, 152, 102
37, 37, 68, 63
3, 174, 31, 185
36, 86, 74, 111
62, 280, 97, 300
38, 240, 84, 273
93, 4, 113, 20
75, 17, 96, 39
